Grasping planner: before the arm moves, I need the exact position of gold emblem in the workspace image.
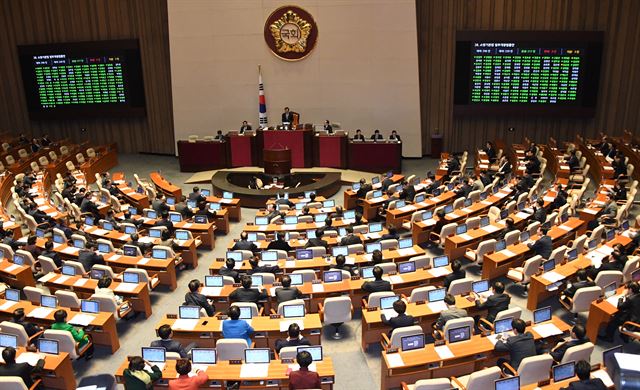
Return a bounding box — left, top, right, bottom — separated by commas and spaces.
269, 10, 312, 54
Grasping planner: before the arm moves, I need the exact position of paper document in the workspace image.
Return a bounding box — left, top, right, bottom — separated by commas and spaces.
200, 287, 222, 297
28, 307, 55, 319
4, 264, 20, 273
38, 273, 57, 283
558, 225, 572, 231
138, 237, 155, 244
137, 258, 150, 265
606, 294, 624, 307
182, 223, 193, 228
172, 319, 199, 330
54, 275, 71, 284
0, 301, 17, 311
389, 275, 404, 285
427, 301, 448, 313
69, 313, 96, 326
61, 246, 79, 255
285, 260, 296, 268
92, 229, 108, 235
458, 233, 473, 241
532, 323, 563, 338
312, 284, 324, 293
397, 248, 415, 257
429, 267, 450, 278
501, 249, 516, 257
240, 363, 269, 378
386, 353, 405, 368
16, 352, 44, 366
115, 283, 138, 293
541, 271, 565, 283
434, 345, 454, 359
73, 278, 89, 287
482, 225, 500, 233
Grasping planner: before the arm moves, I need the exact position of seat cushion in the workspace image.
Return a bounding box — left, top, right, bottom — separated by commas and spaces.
452, 374, 470, 389
507, 269, 524, 281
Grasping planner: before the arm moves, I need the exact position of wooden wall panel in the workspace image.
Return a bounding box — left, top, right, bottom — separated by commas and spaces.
417, 0, 640, 154
0, 0, 174, 154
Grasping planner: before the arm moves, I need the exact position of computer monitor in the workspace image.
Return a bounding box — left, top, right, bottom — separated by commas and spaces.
423, 210, 433, 220
361, 266, 374, 279
81, 300, 100, 314
61, 265, 75, 276
398, 261, 415, 274
323, 200, 335, 208
194, 215, 207, 224
566, 248, 577, 261
561, 213, 569, 223
322, 269, 342, 283
209, 202, 221, 211
352, 183, 361, 191
285, 216, 298, 225
245, 348, 270, 364
373, 190, 383, 198
401, 334, 425, 351
542, 221, 551, 230
428, 288, 446, 302
444, 204, 454, 214
53, 234, 65, 244
103, 221, 114, 231
395, 200, 406, 209
606, 229, 615, 241
295, 202, 306, 211
495, 240, 507, 252
462, 198, 471, 207
306, 229, 316, 239
446, 183, 454, 191
494, 317, 514, 334
175, 230, 189, 241
520, 231, 530, 242
542, 259, 555, 272
553, 361, 576, 382
251, 275, 263, 287
604, 282, 618, 298
296, 249, 313, 260
5, 288, 20, 302
124, 225, 137, 235
415, 194, 425, 203
517, 201, 525, 211
226, 251, 243, 262
621, 220, 630, 230
603, 345, 624, 374
297, 346, 323, 361
255, 216, 269, 225
200, 189, 210, 197
344, 210, 355, 219
433, 188, 441, 196
260, 251, 278, 262
456, 225, 467, 235
448, 326, 471, 343
142, 347, 166, 363
494, 376, 519, 390
223, 192, 233, 199
147, 210, 158, 219
533, 306, 552, 324
191, 348, 217, 364
366, 242, 382, 254
380, 295, 400, 310
152, 248, 168, 259
238, 306, 252, 320
632, 268, 640, 282
283, 304, 305, 318
169, 213, 182, 223
480, 192, 488, 201
500, 209, 509, 219
246, 232, 258, 242
72, 238, 84, 249
472, 280, 490, 294
205, 275, 223, 287
331, 246, 348, 257
84, 216, 94, 226
398, 238, 413, 249
480, 216, 490, 227
288, 273, 303, 286
304, 191, 315, 199
372, 176, 380, 185
123, 245, 138, 257
338, 227, 347, 237
432, 255, 449, 268
41, 295, 57, 308
90, 269, 105, 280
12, 254, 24, 266
148, 228, 162, 238
179, 305, 200, 319
97, 243, 110, 254
166, 197, 175, 206
588, 239, 597, 250
128, 207, 137, 215
187, 200, 197, 209
314, 213, 327, 223
38, 338, 59, 355
0, 333, 17, 348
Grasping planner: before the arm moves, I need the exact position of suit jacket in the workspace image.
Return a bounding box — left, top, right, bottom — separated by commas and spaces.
150, 338, 189, 359
353, 134, 365, 141
618, 293, 640, 322
494, 331, 536, 369
154, 219, 174, 233
152, 200, 170, 215
0, 360, 44, 387
248, 264, 280, 275
564, 280, 595, 298
175, 203, 194, 218
232, 240, 258, 253
305, 238, 328, 249
288, 368, 321, 390
324, 124, 333, 133
184, 291, 215, 316
362, 279, 392, 294
240, 125, 252, 132
563, 378, 607, 390
443, 269, 466, 289
435, 307, 468, 329
218, 267, 241, 283
550, 337, 590, 362
381, 178, 394, 191
529, 235, 553, 259
381, 313, 415, 332
476, 293, 511, 322
77, 250, 104, 271
389, 134, 401, 142
275, 287, 302, 305
282, 112, 294, 123
356, 183, 373, 198
274, 336, 310, 353
267, 240, 292, 252
340, 234, 362, 246
229, 287, 267, 303
41, 249, 62, 267
371, 133, 384, 141
188, 192, 205, 203
533, 207, 547, 223
12, 318, 41, 337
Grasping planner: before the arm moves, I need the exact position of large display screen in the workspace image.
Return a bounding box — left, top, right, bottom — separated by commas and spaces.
454, 31, 603, 116
18, 39, 146, 119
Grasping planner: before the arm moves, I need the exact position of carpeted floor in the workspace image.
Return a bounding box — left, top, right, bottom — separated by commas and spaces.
66, 153, 639, 389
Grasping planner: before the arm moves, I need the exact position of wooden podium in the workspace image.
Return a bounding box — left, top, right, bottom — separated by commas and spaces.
264, 148, 291, 175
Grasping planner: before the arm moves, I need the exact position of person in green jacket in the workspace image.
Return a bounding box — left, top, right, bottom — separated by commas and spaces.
51, 309, 93, 359
123, 356, 162, 390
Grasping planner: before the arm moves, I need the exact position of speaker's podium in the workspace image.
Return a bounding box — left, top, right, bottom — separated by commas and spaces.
263, 148, 291, 175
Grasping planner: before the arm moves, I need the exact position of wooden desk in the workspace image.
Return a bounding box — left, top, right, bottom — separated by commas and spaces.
115, 182, 150, 210
206, 195, 241, 222
343, 174, 404, 210
243, 218, 362, 234
177, 140, 229, 172
0, 260, 36, 288
380, 317, 571, 389
155, 314, 323, 349
81, 144, 118, 183
150, 172, 182, 199
135, 214, 217, 249
585, 285, 627, 342
2, 347, 76, 390
348, 141, 402, 173
116, 358, 336, 389
314, 134, 347, 168
104, 252, 178, 290
577, 138, 615, 184
386, 190, 457, 229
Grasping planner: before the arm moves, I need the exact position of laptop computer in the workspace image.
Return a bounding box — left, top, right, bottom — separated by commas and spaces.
283, 304, 305, 318
494, 376, 519, 390
244, 348, 270, 364
297, 345, 322, 361
191, 348, 217, 365
38, 338, 59, 355
553, 361, 576, 382
533, 306, 552, 324
400, 334, 425, 351
178, 305, 200, 319
448, 325, 471, 343
81, 299, 100, 314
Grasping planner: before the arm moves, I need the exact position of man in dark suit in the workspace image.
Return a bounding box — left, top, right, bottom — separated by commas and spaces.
356, 178, 372, 199
400, 181, 416, 202
174, 195, 194, 219
151, 325, 194, 359
381, 299, 415, 333
267, 232, 291, 252
353, 129, 365, 141
218, 258, 241, 283
126, 233, 152, 255
77, 243, 105, 271
561, 360, 607, 390
11, 308, 42, 338
184, 279, 215, 316
533, 199, 547, 223
188, 187, 206, 203
305, 230, 328, 249
528, 226, 552, 259
194, 202, 217, 222
229, 275, 267, 304
361, 266, 392, 294
80, 192, 100, 218
154, 211, 174, 233
40, 240, 62, 267
340, 227, 362, 246
473, 281, 510, 323
281, 107, 294, 124
446, 156, 461, 178
389, 130, 401, 142
247, 256, 280, 275
443, 260, 465, 290
551, 185, 568, 211
323, 120, 333, 134
214, 130, 225, 141
433, 294, 468, 330
566, 150, 580, 172
484, 141, 497, 163
0, 347, 44, 387
498, 218, 518, 241
424, 173, 440, 195
550, 324, 590, 363
232, 231, 258, 253
562, 270, 595, 299
274, 275, 302, 305
495, 156, 512, 178
600, 281, 640, 342
380, 226, 399, 241
494, 318, 536, 370
151, 194, 169, 215
332, 254, 356, 276
370, 129, 384, 141
240, 121, 251, 133
289, 351, 322, 389
274, 323, 310, 353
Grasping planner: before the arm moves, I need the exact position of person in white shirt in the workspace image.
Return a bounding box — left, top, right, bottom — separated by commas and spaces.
95, 276, 123, 304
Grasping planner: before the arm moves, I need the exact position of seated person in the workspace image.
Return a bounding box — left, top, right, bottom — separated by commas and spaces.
532, 199, 547, 223
380, 226, 399, 241
0, 346, 44, 388
389, 130, 401, 142
498, 218, 517, 240
95, 276, 124, 305
381, 299, 415, 333
361, 266, 392, 294
154, 211, 174, 233
123, 356, 163, 389
247, 255, 280, 275
232, 231, 258, 253
494, 318, 536, 370
194, 201, 217, 222
229, 275, 267, 304
169, 358, 208, 389
218, 258, 241, 283
267, 232, 292, 252
51, 309, 93, 359
214, 130, 225, 141
323, 120, 333, 134
184, 279, 215, 316
275, 323, 311, 353
561, 270, 595, 300
370, 250, 384, 265
10, 308, 41, 338
443, 259, 465, 290
550, 324, 590, 363
305, 230, 328, 249
275, 275, 302, 305
77, 243, 105, 271
433, 294, 467, 330
353, 129, 365, 141
528, 226, 552, 259
222, 306, 254, 346
370, 129, 384, 141
240, 121, 252, 133
289, 351, 322, 390
151, 324, 195, 359
188, 186, 206, 203
332, 254, 356, 276
561, 360, 607, 390
600, 281, 640, 342
473, 281, 510, 323
339, 226, 362, 246
159, 230, 180, 252
356, 178, 372, 198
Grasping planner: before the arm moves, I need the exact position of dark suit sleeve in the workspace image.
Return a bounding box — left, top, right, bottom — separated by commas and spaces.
494, 339, 511, 353
201, 295, 215, 317
550, 342, 567, 362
